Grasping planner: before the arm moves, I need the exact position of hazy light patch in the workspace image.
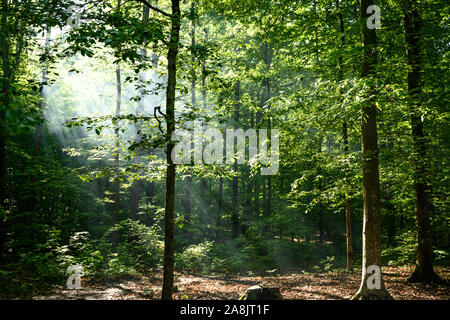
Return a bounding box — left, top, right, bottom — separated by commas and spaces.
43, 51, 165, 149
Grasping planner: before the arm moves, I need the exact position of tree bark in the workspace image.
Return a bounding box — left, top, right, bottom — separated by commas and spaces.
352, 0, 393, 300
161, 0, 180, 300
403, 0, 442, 283
336, 0, 354, 271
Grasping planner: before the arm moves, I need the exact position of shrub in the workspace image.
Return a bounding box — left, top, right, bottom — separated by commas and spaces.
382, 230, 417, 266
106, 219, 164, 270
176, 241, 215, 273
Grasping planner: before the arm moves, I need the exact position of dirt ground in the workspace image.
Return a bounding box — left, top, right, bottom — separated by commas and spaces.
31, 265, 449, 300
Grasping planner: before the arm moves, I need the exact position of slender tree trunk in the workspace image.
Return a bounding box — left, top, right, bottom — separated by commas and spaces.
33, 30, 50, 157
199, 25, 209, 228
21, 29, 51, 214
344, 174, 354, 269
263, 44, 273, 222
112, 65, 121, 243
217, 177, 223, 229
161, 0, 180, 300
232, 164, 238, 238
262, 176, 266, 217
319, 213, 324, 243
336, 0, 354, 271
231, 81, 240, 239
343, 121, 354, 270
200, 178, 207, 225
352, 0, 393, 300
151, 1, 159, 69
317, 136, 324, 243
146, 181, 155, 226
129, 181, 139, 221
111, 0, 124, 244
184, 175, 191, 225
266, 129, 272, 223
129, 4, 150, 221
184, 2, 195, 227
403, 0, 442, 283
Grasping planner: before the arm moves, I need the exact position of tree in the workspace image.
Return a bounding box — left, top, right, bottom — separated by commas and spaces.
129, 3, 151, 221
160, 0, 181, 300
352, 0, 392, 300
184, 0, 196, 229
336, 0, 353, 271
0, 0, 69, 258
112, 0, 123, 245
231, 80, 240, 239
403, 0, 443, 283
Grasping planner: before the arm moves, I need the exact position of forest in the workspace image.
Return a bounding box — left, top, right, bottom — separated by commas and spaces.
0, 0, 448, 301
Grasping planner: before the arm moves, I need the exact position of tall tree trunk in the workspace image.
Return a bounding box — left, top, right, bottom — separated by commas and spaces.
319, 212, 324, 243
403, 0, 442, 283
336, 0, 354, 271
112, 65, 121, 243
200, 178, 207, 225
129, 4, 150, 221
199, 22, 209, 228
217, 177, 223, 229
161, 0, 180, 300
352, 0, 392, 300
21, 29, 51, 215
146, 181, 155, 226
231, 81, 240, 239
129, 181, 139, 221
343, 121, 353, 270
33, 30, 50, 157
111, 0, 123, 245
151, 1, 159, 69
263, 44, 273, 222
243, 174, 251, 232
200, 27, 210, 229
317, 136, 324, 243
266, 125, 272, 225
184, 1, 196, 228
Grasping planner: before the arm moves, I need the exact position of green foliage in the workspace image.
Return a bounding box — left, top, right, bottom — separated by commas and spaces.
174, 237, 346, 275
0, 225, 67, 297
105, 219, 164, 271
382, 231, 418, 266
176, 241, 217, 273
0, 0, 448, 298
64, 220, 164, 279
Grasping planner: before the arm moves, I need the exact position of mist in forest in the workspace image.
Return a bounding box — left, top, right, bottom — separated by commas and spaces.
43, 53, 165, 148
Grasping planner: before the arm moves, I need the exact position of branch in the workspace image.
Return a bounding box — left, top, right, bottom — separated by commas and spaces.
134, 0, 172, 18
154, 106, 166, 133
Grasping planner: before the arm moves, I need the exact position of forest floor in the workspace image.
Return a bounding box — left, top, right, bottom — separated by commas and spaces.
31, 265, 449, 300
